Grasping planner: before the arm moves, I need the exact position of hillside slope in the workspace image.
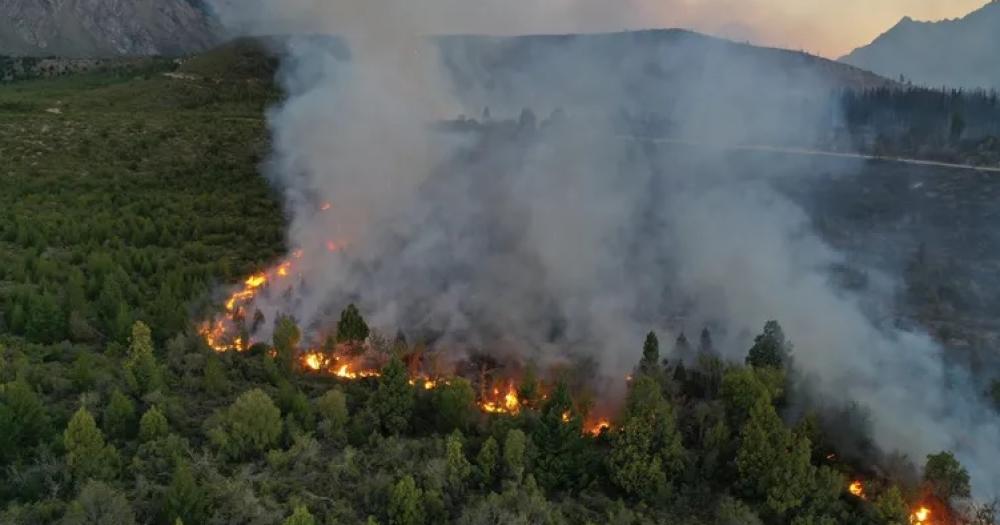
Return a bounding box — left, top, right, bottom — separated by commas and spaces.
841, 1, 1000, 90
0, 0, 220, 57
439, 30, 894, 147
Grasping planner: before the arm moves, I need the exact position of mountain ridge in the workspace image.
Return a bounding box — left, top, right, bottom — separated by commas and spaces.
840, 1, 1000, 90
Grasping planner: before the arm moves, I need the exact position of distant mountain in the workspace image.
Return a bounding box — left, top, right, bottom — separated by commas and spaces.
841, 1, 1000, 91
0, 0, 221, 57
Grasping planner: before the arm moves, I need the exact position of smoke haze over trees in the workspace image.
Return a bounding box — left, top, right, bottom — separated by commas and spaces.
1, 1, 1000, 523
205, 0, 1000, 498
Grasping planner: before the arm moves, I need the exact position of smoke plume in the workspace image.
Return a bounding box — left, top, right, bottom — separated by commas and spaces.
207, 0, 1000, 497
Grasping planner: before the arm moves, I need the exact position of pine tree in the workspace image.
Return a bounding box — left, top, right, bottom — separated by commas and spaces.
517, 363, 542, 409
476, 436, 500, 486
531, 381, 586, 491
746, 320, 791, 369
203, 353, 229, 395
26, 292, 65, 344
369, 355, 413, 436
283, 505, 316, 525
699, 327, 715, 355
432, 377, 475, 433
874, 486, 909, 525
674, 332, 692, 356
165, 461, 207, 525
735, 398, 814, 518
609, 374, 685, 500
445, 431, 472, 493
138, 406, 169, 443
64, 407, 119, 482
639, 332, 660, 376
503, 429, 527, 482
125, 321, 163, 394
272, 315, 301, 375
388, 475, 425, 525
721, 367, 774, 428
1, 380, 50, 449
336, 303, 370, 344
103, 389, 136, 440
924, 451, 971, 502
211, 389, 283, 459
316, 388, 349, 444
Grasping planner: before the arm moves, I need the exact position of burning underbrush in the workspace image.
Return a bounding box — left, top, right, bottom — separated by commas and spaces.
197, 254, 972, 522
198, 251, 615, 436
844, 478, 957, 524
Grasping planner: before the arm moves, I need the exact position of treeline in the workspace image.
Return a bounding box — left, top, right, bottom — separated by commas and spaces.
1, 304, 988, 524
839, 87, 1000, 166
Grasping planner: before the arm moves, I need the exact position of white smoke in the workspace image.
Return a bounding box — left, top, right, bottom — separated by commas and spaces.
207, 0, 1000, 498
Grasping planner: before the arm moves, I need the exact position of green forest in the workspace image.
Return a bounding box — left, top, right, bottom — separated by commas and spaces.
0, 43, 991, 524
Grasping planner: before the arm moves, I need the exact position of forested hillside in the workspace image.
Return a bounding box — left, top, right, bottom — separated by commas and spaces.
0, 42, 992, 524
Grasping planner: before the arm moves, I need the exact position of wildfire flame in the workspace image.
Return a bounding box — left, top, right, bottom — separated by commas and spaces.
200, 262, 632, 434
481, 385, 521, 414
333, 363, 381, 380
848, 481, 865, 499
589, 420, 611, 436
910, 506, 931, 524
302, 352, 325, 371
321, 202, 332, 211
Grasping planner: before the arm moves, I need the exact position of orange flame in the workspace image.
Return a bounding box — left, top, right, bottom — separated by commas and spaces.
589, 420, 611, 436
910, 506, 931, 524
302, 352, 325, 371
561, 411, 571, 423
482, 384, 521, 414
848, 481, 865, 499
333, 363, 380, 380
321, 202, 332, 211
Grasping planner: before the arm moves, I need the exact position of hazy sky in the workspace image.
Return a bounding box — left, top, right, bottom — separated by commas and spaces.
215, 0, 989, 59
635, 0, 987, 57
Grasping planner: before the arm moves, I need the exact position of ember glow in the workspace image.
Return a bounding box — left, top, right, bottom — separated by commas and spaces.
197, 251, 308, 352
199, 266, 628, 434
910, 506, 931, 524
326, 240, 349, 253
848, 480, 865, 499
481, 384, 521, 415
333, 363, 381, 380
588, 420, 611, 436
302, 352, 326, 371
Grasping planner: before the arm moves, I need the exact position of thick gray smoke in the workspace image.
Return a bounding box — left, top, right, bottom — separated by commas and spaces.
208, 0, 1000, 498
